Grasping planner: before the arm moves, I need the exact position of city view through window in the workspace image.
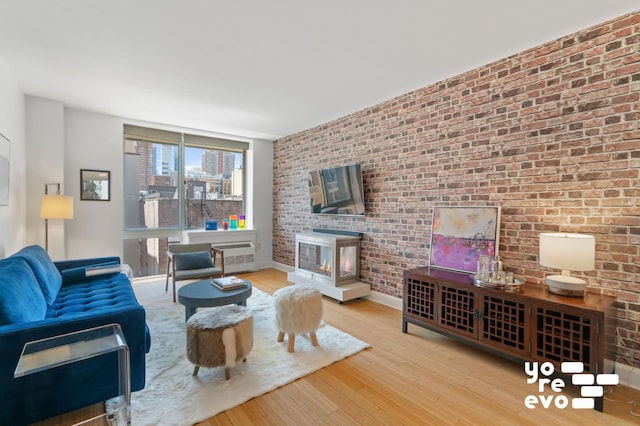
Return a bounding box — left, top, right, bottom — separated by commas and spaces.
123, 136, 245, 277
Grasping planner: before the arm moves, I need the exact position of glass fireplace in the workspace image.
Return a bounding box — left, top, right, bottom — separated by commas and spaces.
294, 231, 360, 287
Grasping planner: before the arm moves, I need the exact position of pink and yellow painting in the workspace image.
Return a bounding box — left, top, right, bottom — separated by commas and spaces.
429, 206, 501, 273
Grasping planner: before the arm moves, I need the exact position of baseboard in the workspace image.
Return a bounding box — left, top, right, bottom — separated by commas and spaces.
615, 362, 640, 391
366, 289, 403, 310
272, 261, 293, 274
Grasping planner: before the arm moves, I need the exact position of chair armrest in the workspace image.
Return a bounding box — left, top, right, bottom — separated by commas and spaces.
212, 248, 225, 275
167, 251, 175, 275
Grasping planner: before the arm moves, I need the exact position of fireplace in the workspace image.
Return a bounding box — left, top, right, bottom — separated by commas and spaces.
287, 230, 370, 303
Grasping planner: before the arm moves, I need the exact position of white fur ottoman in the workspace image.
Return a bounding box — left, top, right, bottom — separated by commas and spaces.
186, 305, 253, 379
273, 285, 323, 352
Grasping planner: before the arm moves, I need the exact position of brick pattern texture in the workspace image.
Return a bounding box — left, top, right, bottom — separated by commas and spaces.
273, 13, 640, 367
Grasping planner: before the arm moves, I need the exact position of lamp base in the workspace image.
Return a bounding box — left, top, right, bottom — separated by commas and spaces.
546, 275, 586, 297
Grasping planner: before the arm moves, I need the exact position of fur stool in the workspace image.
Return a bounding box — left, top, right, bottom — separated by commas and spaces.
186, 305, 253, 379
273, 285, 323, 352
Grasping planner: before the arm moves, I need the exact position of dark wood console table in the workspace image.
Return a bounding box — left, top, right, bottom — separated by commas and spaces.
402, 267, 616, 412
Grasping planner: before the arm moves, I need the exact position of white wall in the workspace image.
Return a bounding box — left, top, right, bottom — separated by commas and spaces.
22, 101, 275, 265
250, 139, 274, 269
64, 109, 125, 259
25, 97, 66, 259
0, 57, 26, 258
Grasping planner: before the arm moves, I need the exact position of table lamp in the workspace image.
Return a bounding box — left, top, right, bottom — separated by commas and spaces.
539, 232, 595, 297
40, 183, 74, 251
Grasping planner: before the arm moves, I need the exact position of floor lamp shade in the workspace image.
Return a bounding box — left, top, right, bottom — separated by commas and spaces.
40, 195, 74, 219
539, 233, 595, 296
40, 187, 74, 253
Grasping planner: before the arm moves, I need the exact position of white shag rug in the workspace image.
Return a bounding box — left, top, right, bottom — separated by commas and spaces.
125, 279, 370, 426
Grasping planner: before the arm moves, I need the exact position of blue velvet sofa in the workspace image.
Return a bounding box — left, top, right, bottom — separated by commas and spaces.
0, 245, 150, 425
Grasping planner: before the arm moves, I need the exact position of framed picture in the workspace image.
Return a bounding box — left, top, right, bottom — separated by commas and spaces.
429, 206, 501, 274
0, 133, 9, 206
80, 169, 110, 201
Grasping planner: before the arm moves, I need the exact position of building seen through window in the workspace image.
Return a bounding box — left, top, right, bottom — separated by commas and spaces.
122, 125, 247, 277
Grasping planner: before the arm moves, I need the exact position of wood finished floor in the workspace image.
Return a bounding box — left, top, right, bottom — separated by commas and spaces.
37, 268, 640, 425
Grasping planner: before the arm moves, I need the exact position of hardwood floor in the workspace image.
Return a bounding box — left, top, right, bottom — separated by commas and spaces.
37, 268, 640, 425
199, 268, 640, 425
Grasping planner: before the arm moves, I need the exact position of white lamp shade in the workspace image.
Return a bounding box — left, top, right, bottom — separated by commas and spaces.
40, 195, 74, 219
539, 233, 595, 271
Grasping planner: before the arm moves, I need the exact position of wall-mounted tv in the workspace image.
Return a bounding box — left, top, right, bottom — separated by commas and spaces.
308, 163, 365, 216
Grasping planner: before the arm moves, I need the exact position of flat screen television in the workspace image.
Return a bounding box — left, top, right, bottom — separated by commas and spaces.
308, 163, 365, 216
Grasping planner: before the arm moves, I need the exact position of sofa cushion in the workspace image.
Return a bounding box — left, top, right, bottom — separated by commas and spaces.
46, 273, 139, 319
14, 245, 63, 305
174, 250, 213, 270
0, 257, 47, 325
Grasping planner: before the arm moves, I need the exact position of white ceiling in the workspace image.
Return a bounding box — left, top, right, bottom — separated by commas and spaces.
0, 1, 637, 141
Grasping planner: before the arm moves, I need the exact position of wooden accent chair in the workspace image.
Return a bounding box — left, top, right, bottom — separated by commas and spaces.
165, 243, 225, 302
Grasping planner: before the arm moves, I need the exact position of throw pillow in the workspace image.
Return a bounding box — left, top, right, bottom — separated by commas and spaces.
14, 245, 63, 305
0, 257, 47, 325
174, 250, 213, 270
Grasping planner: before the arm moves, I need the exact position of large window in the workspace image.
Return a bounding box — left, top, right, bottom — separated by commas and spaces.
123, 125, 248, 277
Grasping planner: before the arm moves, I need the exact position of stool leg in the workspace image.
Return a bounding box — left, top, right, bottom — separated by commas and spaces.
224, 367, 231, 380
310, 332, 318, 346
277, 331, 285, 342
192, 365, 200, 376
287, 333, 295, 352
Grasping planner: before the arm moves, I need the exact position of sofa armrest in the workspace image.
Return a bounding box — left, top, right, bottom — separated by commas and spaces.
54, 257, 122, 285
54, 256, 121, 273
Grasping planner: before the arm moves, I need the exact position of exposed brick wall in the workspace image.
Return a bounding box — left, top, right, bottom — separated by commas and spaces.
273, 13, 640, 367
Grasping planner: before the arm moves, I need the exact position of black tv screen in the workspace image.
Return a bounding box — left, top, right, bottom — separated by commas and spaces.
308, 164, 365, 215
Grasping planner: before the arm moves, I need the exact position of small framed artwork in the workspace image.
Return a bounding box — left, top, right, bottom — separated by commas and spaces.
80, 169, 110, 201
0, 133, 9, 206
429, 205, 501, 274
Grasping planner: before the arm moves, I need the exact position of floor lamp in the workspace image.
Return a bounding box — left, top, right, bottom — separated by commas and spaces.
40, 183, 74, 251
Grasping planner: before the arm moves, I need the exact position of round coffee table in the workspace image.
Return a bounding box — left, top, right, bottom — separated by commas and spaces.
177, 279, 252, 321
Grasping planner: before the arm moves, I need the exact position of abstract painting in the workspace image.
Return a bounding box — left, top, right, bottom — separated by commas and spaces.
429, 206, 501, 274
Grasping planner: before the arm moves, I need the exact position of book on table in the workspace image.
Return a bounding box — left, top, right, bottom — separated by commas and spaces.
211, 276, 247, 291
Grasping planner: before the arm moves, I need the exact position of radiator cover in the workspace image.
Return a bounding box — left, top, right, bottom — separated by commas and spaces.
183, 229, 257, 273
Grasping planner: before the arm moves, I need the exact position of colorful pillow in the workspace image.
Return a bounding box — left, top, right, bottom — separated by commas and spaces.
174, 250, 213, 270
0, 257, 47, 325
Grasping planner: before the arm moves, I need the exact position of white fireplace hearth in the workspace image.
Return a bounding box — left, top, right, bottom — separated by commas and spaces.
287, 230, 370, 302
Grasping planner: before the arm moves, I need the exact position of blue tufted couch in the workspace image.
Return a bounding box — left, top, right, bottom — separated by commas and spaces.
0, 245, 151, 425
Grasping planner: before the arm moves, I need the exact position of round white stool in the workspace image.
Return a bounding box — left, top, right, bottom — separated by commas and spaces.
273, 285, 323, 352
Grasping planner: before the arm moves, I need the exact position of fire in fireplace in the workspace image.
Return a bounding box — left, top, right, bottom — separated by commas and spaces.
301, 246, 356, 276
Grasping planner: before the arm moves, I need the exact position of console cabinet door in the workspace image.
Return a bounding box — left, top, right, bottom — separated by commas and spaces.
438, 283, 478, 339
479, 292, 530, 358
403, 274, 438, 326
532, 303, 601, 374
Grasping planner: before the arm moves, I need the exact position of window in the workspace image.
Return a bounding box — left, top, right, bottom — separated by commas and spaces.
123, 125, 249, 277
183, 135, 245, 230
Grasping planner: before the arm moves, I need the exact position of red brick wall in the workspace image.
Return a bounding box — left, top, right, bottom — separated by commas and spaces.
273, 13, 640, 366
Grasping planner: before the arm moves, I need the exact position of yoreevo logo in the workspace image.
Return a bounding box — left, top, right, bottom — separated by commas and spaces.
524, 361, 618, 409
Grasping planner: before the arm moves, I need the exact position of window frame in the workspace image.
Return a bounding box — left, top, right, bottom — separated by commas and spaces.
123, 124, 249, 237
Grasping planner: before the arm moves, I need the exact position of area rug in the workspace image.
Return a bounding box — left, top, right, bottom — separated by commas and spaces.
125, 279, 370, 426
